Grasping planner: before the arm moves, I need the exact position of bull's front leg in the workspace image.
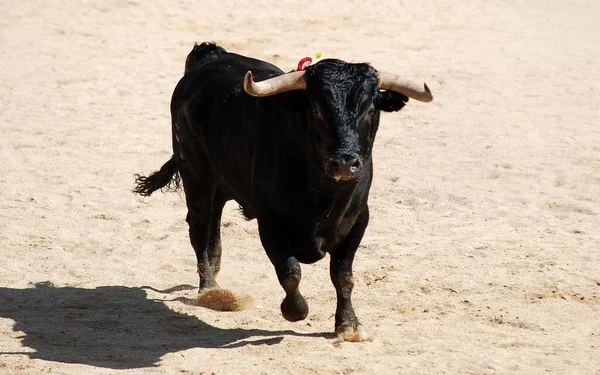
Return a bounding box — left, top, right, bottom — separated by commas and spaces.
258, 216, 309, 322
330, 207, 371, 342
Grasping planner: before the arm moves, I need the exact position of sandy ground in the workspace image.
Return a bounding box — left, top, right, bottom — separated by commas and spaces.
1, 1, 599, 374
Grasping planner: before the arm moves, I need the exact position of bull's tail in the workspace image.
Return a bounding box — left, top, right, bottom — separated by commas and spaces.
133, 155, 180, 197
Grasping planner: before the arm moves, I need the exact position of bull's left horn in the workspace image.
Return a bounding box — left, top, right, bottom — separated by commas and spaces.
377, 71, 433, 102
244, 70, 307, 97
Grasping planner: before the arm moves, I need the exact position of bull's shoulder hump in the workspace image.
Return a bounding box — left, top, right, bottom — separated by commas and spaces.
226, 53, 284, 74
173, 53, 286, 101
188, 53, 284, 80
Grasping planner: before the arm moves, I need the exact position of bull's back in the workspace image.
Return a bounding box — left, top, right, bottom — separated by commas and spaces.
171, 53, 285, 205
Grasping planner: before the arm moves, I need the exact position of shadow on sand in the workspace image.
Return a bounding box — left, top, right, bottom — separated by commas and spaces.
0, 282, 329, 369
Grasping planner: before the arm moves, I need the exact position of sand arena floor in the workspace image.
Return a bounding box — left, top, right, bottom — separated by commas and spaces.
1, 1, 599, 374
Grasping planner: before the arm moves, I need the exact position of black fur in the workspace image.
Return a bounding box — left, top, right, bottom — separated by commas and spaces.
184, 42, 226, 74
134, 43, 411, 335
375, 90, 408, 112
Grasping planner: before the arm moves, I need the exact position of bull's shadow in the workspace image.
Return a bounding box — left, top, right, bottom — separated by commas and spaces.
0, 282, 326, 369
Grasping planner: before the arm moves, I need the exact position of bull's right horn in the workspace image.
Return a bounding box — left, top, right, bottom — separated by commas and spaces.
244, 70, 307, 97
377, 71, 433, 102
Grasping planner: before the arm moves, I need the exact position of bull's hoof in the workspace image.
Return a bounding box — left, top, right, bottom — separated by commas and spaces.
280, 294, 308, 322
196, 288, 253, 311
335, 324, 373, 342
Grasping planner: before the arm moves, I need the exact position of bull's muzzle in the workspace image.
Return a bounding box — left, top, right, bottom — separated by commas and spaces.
325, 154, 364, 182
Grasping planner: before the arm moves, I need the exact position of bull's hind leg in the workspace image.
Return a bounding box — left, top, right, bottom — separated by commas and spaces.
207, 192, 226, 277
258, 215, 309, 322
330, 208, 372, 342
181, 173, 219, 291
177, 159, 221, 290
181, 170, 249, 311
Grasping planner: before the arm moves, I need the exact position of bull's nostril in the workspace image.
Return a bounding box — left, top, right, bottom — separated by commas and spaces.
350, 159, 362, 173
327, 158, 340, 174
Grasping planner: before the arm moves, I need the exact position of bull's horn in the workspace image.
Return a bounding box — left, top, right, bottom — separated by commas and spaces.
243, 70, 307, 97
377, 71, 433, 102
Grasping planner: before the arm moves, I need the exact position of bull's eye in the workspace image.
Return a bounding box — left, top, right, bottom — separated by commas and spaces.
360, 107, 375, 125
312, 105, 324, 120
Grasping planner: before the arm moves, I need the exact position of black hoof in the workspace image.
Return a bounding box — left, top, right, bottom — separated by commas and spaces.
281, 294, 308, 322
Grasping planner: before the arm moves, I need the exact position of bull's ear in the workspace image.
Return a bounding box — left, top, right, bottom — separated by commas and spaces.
374, 91, 409, 112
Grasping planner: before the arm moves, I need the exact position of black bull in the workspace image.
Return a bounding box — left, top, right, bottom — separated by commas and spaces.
134, 42, 432, 341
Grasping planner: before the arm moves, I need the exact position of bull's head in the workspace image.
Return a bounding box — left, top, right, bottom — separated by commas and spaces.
244, 60, 432, 182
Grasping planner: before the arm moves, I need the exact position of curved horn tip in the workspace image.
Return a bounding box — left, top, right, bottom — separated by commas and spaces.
243, 71, 254, 93
423, 83, 433, 102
